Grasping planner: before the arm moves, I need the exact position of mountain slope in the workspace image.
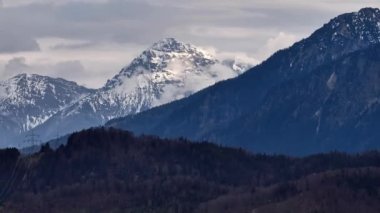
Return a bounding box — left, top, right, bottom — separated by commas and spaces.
107, 8, 380, 155
0, 74, 94, 147
28, 38, 250, 144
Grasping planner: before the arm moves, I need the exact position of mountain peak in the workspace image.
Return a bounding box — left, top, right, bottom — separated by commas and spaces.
0, 73, 93, 137
286, 7, 380, 68
12, 73, 35, 80
358, 7, 380, 16
322, 8, 380, 46
8, 73, 58, 84
105, 38, 217, 88
329, 7, 380, 31
4, 73, 42, 87
6, 74, 60, 90
13, 73, 28, 78
150, 38, 191, 53
352, 7, 380, 22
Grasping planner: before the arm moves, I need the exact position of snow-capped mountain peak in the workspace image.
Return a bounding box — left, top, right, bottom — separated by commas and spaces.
0, 73, 92, 106
0, 73, 94, 146
105, 38, 217, 88
0, 73, 48, 102
24, 38, 252, 145
151, 38, 192, 53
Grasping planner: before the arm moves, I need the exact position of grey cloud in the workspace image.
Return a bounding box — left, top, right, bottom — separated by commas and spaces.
50, 42, 95, 50
3, 57, 29, 77
0, 1, 374, 49
0, 1, 192, 45
1, 0, 380, 87
2, 57, 87, 83
0, 32, 40, 53
52, 60, 86, 79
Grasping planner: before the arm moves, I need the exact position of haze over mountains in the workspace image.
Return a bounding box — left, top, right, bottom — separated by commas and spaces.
108, 8, 380, 156
0, 38, 251, 147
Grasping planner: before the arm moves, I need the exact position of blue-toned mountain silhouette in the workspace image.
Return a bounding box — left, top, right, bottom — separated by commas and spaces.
108, 8, 380, 155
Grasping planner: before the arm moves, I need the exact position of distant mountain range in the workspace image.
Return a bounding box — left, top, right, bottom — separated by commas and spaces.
0, 38, 251, 147
0, 74, 94, 146
108, 8, 380, 156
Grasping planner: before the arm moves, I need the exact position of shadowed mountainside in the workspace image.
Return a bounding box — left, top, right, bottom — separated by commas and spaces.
107, 8, 380, 156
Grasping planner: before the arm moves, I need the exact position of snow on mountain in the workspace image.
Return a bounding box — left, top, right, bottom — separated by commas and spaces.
103, 38, 247, 108
106, 8, 380, 156
0, 74, 94, 146
25, 38, 252, 145
329, 8, 380, 44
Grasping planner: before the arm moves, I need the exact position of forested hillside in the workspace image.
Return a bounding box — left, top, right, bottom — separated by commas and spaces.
0, 128, 380, 212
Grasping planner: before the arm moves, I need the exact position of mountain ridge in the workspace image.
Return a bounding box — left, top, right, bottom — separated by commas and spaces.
10, 38, 251, 147
0, 73, 94, 147
107, 8, 380, 156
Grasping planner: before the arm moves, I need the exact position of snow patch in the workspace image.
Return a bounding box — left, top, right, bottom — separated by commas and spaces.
327, 72, 337, 90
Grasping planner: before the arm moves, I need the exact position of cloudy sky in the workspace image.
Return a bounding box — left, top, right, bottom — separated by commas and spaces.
1, 0, 380, 88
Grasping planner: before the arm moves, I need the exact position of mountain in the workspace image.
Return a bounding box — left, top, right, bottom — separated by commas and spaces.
0, 74, 94, 147
107, 8, 380, 156
2, 128, 380, 212
26, 38, 251, 144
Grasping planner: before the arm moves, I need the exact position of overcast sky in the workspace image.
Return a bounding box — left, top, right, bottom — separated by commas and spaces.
1, 0, 380, 88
